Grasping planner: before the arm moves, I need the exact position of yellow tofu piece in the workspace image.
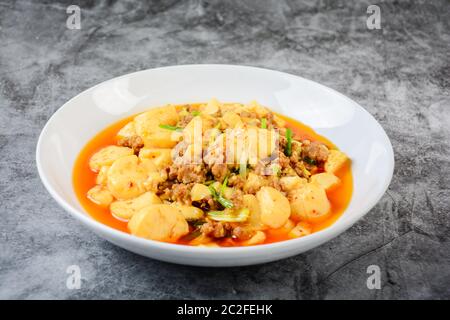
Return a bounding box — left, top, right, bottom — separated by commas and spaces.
243, 172, 267, 193
246, 100, 269, 117
106, 155, 148, 200
128, 204, 189, 242
203, 98, 220, 115
172, 205, 204, 221
243, 194, 266, 231
310, 172, 340, 191
190, 183, 211, 201
134, 105, 179, 148
89, 146, 133, 172
183, 116, 214, 143
87, 185, 114, 207
110, 191, 162, 220
96, 166, 110, 185
142, 128, 179, 148
289, 183, 331, 223
222, 111, 243, 128
134, 105, 178, 135
280, 219, 296, 233
139, 148, 173, 169
117, 121, 136, 139
325, 150, 349, 174
256, 187, 291, 228
288, 222, 312, 238
280, 176, 307, 192
243, 231, 266, 246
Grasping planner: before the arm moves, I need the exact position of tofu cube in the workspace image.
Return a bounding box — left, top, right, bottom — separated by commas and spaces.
324, 150, 349, 174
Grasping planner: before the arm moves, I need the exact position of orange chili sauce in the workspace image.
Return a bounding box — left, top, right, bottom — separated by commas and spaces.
73, 116, 132, 233
73, 107, 353, 246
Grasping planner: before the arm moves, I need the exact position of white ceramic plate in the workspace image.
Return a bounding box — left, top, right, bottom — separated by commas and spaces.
36, 65, 394, 266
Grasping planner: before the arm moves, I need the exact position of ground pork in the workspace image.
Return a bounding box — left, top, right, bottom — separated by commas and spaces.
239, 110, 257, 118
168, 164, 207, 184
302, 140, 329, 163
267, 176, 283, 192
253, 162, 268, 176
117, 135, 144, 155
231, 226, 253, 241
265, 112, 274, 128
200, 220, 233, 238
156, 180, 174, 198
177, 114, 194, 127
289, 141, 302, 162
211, 163, 228, 182
229, 188, 244, 208
278, 150, 291, 168
192, 196, 217, 211
293, 162, 311, 179
254, 153, 280, 176
228, 174, 245, 189
171, 183, 192, 205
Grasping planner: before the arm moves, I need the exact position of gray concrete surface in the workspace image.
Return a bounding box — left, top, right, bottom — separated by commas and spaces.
0, 0, 449, 299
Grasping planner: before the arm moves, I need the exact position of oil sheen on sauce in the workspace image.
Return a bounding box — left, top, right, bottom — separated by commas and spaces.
73, 108, 353, 246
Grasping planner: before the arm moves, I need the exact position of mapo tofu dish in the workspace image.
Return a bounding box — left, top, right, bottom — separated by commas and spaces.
73, 100, 352, 247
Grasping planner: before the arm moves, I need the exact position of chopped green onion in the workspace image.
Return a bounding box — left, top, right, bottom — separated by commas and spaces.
191, 110, 201, 116
207, 208, 250, 222
285, 128, 293, 156
220, 174, 229, 194
208, 185, 218, 197
189, 219, 206, 228
217, 196, 233, 209
159, 124, 183, 132
272, 164, 281, 177
208, 184, 234, 209
304, 157, 317, 165
239, 163, 247, 178
204, 180, 215, 186
181, 229, 202, 241
261, 118, 267, 129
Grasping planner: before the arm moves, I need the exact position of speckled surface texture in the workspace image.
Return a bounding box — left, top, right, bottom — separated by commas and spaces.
1, 0, 449, 299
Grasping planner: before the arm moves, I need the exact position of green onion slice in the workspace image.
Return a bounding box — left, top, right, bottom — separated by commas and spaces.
208, 185, 218, 197
159, 124, 183, 132
181, 229, 202, 241
208, 184, 233, 209
285, 128, 293, 156
239, 163, 247, 178
207, 208, 250, 222
261, 118, 267, 129
220, 174, 229, 194
304, 157, 317, 165
217, 196, 233, 209
272, 164, 281, 177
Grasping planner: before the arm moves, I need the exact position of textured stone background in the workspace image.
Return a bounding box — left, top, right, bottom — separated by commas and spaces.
0, 0, 449, 299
